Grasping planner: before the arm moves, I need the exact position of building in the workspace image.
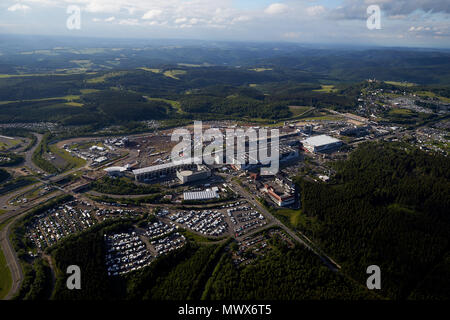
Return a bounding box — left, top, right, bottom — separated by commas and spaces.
183, 187, 219, 201
104, 166, 127, 177
176, 164, 211, 184
230, 144, 300, 171
339, 126, 370, 137
302, 135, 342, 153
133, 157, 201, 182
264, 183, 296, 207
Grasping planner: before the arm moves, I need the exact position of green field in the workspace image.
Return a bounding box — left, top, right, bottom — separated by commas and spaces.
48, 144, 86, 171
313, 85, 338, 93
144, 96, 184, 114
163, 70, 187, 80
385, 81, 417, 87
288, 106, 314, 116
86, 71, 128, 84
415, 91, 450, 103
249, 68, 273, 72
139, 67, 162, 73
389, 108, 413, 115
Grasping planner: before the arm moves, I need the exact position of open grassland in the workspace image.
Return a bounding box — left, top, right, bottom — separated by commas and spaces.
144, 97, 184, 114
79, 89, 100, 94
163, 70, 187, 80
313, 85, 338, 93
385, 81, 417, 87
48, 144, 86, 171
389, 108, 413, 115
0, 95, 82, 106
415, 91, 450, 103
86, 71, 128, 84
139, 67, 162, 73
249, 68, 273, 72
288, 106, 314, 117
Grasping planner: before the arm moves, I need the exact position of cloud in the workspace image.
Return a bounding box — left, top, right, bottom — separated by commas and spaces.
330, 0, 450, 20
175, 17, 188, 24
264, 3, 288, 15
142, 9, 163, 20
105, 16, 116, 22
306, 5, 325, 17
118, 19, 140, 26
7, 4, 31, 12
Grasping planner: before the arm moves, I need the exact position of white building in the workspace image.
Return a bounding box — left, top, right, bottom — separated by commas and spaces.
183, 187, 219, 201
302, 135, 342, 153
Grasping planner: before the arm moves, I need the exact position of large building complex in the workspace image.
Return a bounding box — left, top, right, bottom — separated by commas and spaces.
133, 157, 201, 182
176, 165, 211, 184
302, 135, 342, 153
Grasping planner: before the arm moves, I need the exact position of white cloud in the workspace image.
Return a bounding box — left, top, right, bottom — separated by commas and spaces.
142, 9, 163, 20
264, 3, 288, 15
105, 16, 116, 22
119, 19, 140, 26
7, 4, 31, 12
175, 17, 187, 24
306, 5, 325, 17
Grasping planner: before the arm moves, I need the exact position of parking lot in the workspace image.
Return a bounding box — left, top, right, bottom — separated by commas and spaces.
105, 231, 153, 276
27, 200, 98, 249
150, 232, 186, 256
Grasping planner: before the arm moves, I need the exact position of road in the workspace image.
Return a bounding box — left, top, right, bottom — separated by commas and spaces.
23, 133, 43, 173
228, 178, 341, 272
0, 210, 25, 300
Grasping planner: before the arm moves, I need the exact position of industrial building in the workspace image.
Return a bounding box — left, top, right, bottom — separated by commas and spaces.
302, 135, 342, 153
183, 187, 219, 201
176, 164, 211, 184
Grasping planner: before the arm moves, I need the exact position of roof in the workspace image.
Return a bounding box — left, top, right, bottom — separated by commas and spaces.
183, 189, 218, 201
104, 166, 127, 173
302, 135, 341, 147
132, 157, 202, 175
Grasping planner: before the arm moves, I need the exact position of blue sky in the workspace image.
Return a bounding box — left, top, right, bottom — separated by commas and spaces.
0, 0, 449, 48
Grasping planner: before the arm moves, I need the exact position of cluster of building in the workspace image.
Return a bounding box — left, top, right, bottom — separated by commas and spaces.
105, 231, 153, 276
168, 209, 228, 237
26, 202, 98, 249
62, 142, 119, 167
151, 232, 186, 256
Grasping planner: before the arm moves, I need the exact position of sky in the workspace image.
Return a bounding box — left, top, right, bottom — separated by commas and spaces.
0, 0, 449, 48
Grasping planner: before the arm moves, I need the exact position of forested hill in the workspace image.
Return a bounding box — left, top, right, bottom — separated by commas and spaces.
296, 142, 450, 299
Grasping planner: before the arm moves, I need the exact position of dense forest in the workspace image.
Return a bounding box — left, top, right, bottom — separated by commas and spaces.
295, 142, 450, 300
0, 47, 448, 127
48, 221, 374, 301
